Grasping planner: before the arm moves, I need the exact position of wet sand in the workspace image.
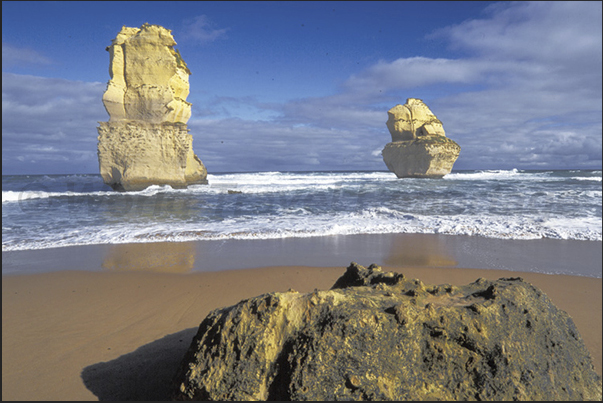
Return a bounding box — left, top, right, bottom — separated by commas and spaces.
3, 233, 602, 277
2, 236, 602, 400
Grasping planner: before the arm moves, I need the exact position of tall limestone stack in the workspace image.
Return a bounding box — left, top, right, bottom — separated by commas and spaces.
382, 98, 460, 178
97, 23, 207, 191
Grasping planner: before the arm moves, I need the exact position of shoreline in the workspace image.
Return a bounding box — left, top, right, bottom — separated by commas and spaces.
3, 264, 601, 401
3, 233, 602, 277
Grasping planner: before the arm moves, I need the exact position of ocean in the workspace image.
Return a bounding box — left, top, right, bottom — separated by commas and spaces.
2, 169, 602, 276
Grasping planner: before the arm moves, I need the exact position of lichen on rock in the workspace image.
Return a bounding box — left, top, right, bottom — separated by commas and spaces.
97, 23, 207, 191
382, 98, 460, 178
173, 263, 602, 401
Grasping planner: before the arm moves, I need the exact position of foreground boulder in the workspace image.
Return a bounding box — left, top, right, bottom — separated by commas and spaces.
382, 98, 460, 178
173, 263, 602, 401
97, 24, 207, 191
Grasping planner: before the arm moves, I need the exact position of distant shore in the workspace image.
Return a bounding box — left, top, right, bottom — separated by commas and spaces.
2, 234, 602, 400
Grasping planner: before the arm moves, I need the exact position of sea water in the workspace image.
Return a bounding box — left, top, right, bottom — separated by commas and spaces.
2, 169, 601, 252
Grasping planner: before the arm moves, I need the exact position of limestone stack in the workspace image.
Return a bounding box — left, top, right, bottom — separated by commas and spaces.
97, 23, 207, 191
382, 98, 460, 178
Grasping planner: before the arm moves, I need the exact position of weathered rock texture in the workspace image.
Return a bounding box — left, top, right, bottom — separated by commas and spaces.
97, 24, 207, 191
382, 98, 460, 178
173, 263, 602, 401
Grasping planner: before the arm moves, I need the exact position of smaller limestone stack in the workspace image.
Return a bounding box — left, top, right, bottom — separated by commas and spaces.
97, 24, 207, 191
382, 98, 460, 178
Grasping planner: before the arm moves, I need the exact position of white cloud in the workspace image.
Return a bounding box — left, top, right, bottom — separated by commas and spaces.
188, 117, 386, 172
319, 1, 602, 170
2, 2, 601, 174
436, 1, 602, 64
181, 15, 229, 44
343, 57, 496, 96
279, 95, 385, 130
2, 73, 106, 174
2, 43, 54, 66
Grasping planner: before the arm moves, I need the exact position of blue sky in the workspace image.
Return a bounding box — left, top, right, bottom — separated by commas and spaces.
2, 1, 602, 174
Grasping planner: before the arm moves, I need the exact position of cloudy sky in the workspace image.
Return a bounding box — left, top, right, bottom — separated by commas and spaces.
2, 1, 601, 174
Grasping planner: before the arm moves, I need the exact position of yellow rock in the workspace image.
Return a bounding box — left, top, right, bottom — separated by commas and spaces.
97, 24, 207, 191
102, 24, 191, 124
383, 98, 459, 178
386, 103, 415, 141
97, 121, 207, 191
386, 98, 446, 141
382, 137, 460, 178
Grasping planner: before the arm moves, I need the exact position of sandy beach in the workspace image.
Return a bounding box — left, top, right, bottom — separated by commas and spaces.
2, 237, 602, 401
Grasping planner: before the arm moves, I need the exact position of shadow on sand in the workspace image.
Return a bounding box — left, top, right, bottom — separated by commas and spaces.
81, 328, 197, 401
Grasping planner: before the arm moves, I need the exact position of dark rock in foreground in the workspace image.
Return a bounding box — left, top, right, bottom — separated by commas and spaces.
173, 263, 602, 401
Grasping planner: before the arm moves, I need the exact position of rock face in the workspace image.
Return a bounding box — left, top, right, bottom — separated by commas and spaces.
382, 98, 460, 178
97, 24, 207, 191
173, 263, 602, 401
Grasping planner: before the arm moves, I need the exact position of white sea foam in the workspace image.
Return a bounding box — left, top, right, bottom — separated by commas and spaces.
445, 168, 520, 180
444, 169, 561, 182
3, 206, 600, 251
2, 184, 185, 204
9, 169, 597, 204
3, 170, 601, 251
3, 172, 397, 202
205, 171, 396, 193
2, 190, 50, 203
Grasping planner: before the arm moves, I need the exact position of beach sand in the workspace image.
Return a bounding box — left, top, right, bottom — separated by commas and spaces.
3, 262, 601, 401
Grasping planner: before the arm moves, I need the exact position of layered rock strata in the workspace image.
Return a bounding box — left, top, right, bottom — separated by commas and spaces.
97, 24, 207, 191
173, 263, 602, 401
382, 98, 460, 178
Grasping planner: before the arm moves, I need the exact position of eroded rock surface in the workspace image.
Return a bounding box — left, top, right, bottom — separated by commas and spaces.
382, 98, 460, 178
97, 24, 207, 191
173, 263, 602, 401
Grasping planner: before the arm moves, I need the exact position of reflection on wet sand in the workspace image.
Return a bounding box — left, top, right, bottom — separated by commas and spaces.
102, 242, 196, 273
383, 234, 458, 268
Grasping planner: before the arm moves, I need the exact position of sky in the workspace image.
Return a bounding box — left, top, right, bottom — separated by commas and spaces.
2, 1, 602, 175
